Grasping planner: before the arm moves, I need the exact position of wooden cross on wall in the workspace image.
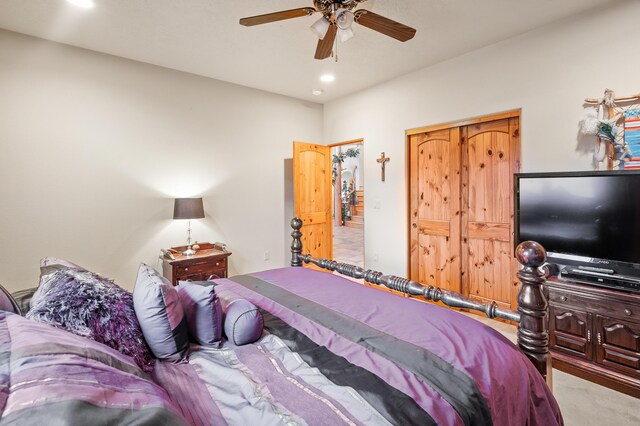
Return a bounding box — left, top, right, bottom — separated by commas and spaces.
377, 152, 390, 182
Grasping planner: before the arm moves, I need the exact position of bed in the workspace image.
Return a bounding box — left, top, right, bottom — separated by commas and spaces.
0, 218, 562, 425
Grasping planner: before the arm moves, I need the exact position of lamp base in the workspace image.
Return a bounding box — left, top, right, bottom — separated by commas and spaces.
182, 246, 197, 256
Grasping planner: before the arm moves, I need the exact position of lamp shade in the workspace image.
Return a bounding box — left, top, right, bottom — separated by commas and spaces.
173, 198, 205, 220
338, 27, 354, 42
335, 9, 354, 30
310, 16, 330, 39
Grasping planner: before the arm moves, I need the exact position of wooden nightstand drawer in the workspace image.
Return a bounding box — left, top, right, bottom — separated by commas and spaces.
204, 268, 226, 280
162, 243, 231, 286
176, 258, 226, 276
176, 267, 226, 281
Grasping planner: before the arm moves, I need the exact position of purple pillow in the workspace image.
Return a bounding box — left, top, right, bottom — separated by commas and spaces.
133, 264, 189, 362
217, 288, 263, 345
26, 268, 154, 372
33, 256, 87, 302
176, 281, 223, 346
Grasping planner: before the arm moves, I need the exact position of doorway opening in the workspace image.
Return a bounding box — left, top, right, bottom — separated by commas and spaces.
331, 139, 364, 267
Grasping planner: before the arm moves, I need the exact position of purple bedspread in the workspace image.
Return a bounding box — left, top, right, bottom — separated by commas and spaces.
1, 266, 563, 425
0, 311, 185, 425
210, 267, 563, 426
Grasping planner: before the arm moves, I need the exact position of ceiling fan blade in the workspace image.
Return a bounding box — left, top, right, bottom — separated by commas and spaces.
354, 10, 416, 42
240, 8, 315, 26
314, 24, 337, 60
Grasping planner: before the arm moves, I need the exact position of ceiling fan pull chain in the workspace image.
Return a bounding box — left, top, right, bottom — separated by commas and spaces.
334, 34, 338, 62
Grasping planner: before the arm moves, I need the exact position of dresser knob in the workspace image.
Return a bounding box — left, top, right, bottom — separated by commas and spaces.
625, 308, 632, 316
216, 262, 220, 266
560, 296, 567, 302
184, 268, 189, 272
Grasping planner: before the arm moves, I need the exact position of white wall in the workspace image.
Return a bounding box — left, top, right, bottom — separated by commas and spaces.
0, 29, 323, 292
323, 0, 640, 276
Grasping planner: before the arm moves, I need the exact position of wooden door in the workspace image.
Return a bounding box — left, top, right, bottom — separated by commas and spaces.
595, 315, 640, 377
293, 142, 332, 267
408, 128, 461, 292
549, 305, 593, 360
462, 118, 520, 310
407, 114, 520, 309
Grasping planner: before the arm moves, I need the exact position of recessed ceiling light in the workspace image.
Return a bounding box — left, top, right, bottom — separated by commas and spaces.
312, 89, 324, 96
66, 0, 95, 9
320, 74, 335, 83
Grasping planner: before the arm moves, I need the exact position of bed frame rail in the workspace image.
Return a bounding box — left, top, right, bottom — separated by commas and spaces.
290, 217, 552, 386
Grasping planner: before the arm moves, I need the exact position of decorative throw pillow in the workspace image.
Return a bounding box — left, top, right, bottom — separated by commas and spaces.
0, 283, 21, 315
33, 257, 86, 302
133, 264, 189, 362
26, 268, 154, 372
176, 281, 223, 346
217, 288, 263, 346
39, 256, 84, 279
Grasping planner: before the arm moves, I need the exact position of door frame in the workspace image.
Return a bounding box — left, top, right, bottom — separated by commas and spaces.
329, 138, 365, 266
406, 109, 521, 136
405, 109, 521, 278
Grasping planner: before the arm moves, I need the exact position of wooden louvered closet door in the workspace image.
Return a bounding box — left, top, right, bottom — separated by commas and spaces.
408, 114, 521, 310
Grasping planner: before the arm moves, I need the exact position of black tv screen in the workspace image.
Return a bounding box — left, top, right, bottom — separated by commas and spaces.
516, 171, 640, 266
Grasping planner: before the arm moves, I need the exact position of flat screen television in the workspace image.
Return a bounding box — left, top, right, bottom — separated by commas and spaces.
515, 170, 640, 281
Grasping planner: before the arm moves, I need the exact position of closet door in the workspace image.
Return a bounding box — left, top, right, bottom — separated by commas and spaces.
461, 118, 520, 310
409, 128, 461, 292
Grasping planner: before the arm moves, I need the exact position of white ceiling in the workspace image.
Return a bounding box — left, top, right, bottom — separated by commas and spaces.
0, 0, 621, 103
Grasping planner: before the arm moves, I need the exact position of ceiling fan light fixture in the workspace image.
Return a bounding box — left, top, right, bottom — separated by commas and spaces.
239, 2, 417, 60
310, 16, 330, 39
335, 9, 354, 30
338, 27, 355, 43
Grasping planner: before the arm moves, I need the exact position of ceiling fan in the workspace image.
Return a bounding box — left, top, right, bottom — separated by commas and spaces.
239, 0, 416, 60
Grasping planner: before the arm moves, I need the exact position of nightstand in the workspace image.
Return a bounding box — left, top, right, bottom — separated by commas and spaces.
161, 243, 231, 286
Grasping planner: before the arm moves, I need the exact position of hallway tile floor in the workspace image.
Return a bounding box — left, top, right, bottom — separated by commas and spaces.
333, 224, 364, 267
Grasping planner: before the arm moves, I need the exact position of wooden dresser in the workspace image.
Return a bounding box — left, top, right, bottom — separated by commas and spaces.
547, 277, 640, 398
161, 243, 231, 286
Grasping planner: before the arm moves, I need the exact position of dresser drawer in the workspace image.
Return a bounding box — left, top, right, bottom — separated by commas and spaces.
548, 286, 639, 322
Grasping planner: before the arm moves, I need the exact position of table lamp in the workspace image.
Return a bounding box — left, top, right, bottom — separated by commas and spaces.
173, 197, 205, 256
